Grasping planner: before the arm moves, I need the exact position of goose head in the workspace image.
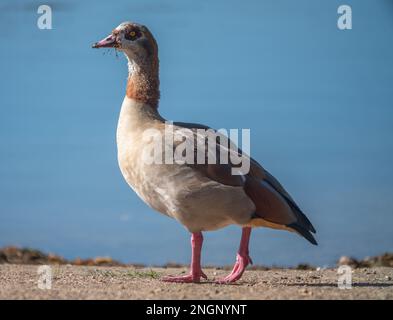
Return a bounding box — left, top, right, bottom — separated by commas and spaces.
93, 21, 160, 107
92, 21, 158, 65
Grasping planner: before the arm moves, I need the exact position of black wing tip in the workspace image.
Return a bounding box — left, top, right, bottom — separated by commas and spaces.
309, 236, 318, 246
287, 223, 318, 246
286, 202, 316, 234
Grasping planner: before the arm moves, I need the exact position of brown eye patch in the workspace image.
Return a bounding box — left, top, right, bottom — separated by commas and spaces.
124, 28, 142, 41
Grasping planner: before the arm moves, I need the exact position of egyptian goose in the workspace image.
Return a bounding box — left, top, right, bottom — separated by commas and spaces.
93, 22, 317, 284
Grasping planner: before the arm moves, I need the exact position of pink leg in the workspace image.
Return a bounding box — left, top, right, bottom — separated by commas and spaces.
216, 227, 253, 284
161, 232, 207, 283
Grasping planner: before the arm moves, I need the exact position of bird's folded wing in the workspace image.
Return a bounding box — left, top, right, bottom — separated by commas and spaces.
171, 121, 317, 244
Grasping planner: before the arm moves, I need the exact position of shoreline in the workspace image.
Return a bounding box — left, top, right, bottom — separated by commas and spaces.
1, 246, 393, 270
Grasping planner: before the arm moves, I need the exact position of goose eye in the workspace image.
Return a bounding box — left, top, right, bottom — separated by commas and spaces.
125, 30, 140, 41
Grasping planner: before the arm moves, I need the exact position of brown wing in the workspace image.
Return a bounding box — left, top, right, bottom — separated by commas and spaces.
172, 122, 317, 245
244, 176, 295, 225
246, 159, 317, 244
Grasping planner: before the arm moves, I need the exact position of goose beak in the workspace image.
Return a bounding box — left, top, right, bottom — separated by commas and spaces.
92, 34, 118, 48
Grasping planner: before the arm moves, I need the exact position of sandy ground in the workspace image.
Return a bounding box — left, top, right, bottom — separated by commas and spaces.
0, 264, 392, 299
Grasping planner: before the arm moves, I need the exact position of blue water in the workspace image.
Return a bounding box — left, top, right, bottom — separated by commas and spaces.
0, 0, 392, 267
